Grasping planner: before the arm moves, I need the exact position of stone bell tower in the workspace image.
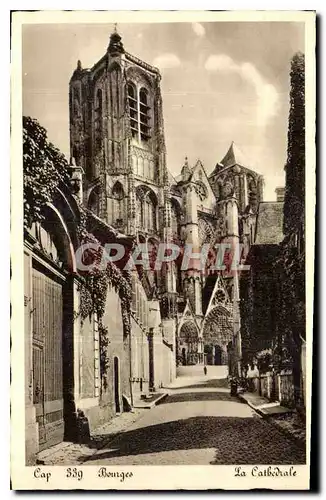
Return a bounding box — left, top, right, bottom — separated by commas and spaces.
69, 28, 168, 237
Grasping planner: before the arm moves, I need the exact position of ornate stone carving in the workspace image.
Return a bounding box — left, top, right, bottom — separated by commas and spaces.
125, 65, 154, 88
195, 181, 207, 201
198, 218, 214, 244
222, 180, 234, 199
130, 145, 154, 161
212, 289, 226, 306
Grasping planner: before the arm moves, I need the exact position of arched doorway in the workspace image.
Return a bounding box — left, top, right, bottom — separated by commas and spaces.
179, 321, 198, 366
202, 304, 233, 373
114, 357, 120, 413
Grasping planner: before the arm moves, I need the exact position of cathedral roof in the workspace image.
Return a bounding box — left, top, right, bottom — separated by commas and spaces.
254, 202, 284, 245
168, 170, 179, 186
220, 141, 251, 169
209, 141, 263, 179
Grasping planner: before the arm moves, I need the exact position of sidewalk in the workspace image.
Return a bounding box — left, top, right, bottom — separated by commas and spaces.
36, 391, 169, 465
37, 408, 146, 465
239, 392, 306, 446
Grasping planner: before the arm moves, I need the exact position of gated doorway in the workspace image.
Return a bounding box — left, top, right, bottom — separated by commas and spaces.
32, 266, 65, 451
114, 357, 120, 413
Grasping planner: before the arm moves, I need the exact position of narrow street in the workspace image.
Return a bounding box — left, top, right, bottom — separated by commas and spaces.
85, 369, 306, 466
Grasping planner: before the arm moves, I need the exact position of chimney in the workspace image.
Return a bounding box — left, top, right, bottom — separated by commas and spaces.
275, 187, 285, 202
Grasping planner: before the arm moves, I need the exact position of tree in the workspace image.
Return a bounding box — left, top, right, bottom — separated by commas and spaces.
277, 52, 305, 406
283, 52, 305, 238
23, 116, 70, 230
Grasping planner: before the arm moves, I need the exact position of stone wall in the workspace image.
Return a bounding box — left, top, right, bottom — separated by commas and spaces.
130, 318, 150, 401
248, 370, 295, 407
82, 286, 130, 431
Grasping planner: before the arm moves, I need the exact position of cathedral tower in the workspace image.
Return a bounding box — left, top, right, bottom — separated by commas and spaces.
69, 28, 168, 237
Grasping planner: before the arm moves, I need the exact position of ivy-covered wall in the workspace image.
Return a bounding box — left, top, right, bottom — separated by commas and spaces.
240, 245, 282, 369
240, 53, 306, 410
23, 115, 135, 442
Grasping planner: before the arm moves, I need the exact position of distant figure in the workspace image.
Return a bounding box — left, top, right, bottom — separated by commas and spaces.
204, 365, 207, 376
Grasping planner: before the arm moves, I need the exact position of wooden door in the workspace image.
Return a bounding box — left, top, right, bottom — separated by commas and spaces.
32, 268, 64, 450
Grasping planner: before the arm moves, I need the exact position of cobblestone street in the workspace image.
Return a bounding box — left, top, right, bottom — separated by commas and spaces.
84, 374, 306, 466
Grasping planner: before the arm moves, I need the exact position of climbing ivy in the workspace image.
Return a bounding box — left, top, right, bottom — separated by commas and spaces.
77, 209, 132, 388
23, 116, 70, 231
23, 116, 133, 391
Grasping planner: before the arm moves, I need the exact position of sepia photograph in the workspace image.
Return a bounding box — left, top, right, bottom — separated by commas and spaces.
11, 9, 315, 490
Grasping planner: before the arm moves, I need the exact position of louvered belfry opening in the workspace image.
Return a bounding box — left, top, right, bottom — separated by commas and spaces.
128, 82, 138, 139
127, 83, 151, 142
139, 88, 151, 141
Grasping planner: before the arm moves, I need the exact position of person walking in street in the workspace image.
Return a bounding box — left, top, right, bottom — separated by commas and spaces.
204, 365, 207, 376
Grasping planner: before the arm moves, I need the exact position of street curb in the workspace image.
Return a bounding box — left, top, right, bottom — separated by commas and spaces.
133, 392, 168, 409
238, 393, 274, 417
238, 394, 306, 448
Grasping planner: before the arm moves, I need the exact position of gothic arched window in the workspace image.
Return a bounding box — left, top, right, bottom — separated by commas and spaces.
127, 82, 152, 142
88, 186, 100, 217
144, 191, 157, 232
112, 182, 124, 226
171, 199, 181, 240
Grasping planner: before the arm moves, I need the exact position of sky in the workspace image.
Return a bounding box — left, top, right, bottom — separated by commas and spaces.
22, 21, 304, 201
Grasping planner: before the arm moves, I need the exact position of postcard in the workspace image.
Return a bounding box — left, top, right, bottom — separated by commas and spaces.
11, 9, 315, 490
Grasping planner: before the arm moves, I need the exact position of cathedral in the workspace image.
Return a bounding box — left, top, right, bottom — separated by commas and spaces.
69, 28, 265, 374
